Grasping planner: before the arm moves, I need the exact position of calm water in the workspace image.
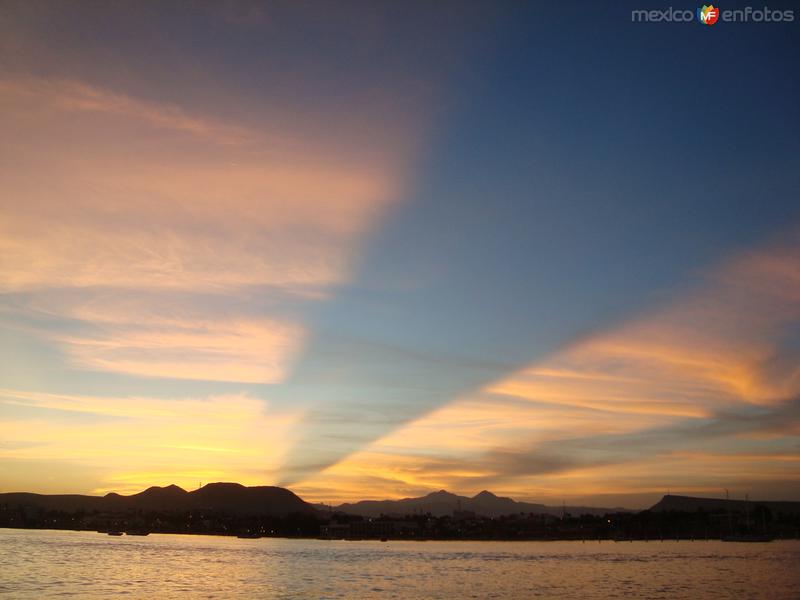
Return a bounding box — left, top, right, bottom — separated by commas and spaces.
1, 529, 799, 599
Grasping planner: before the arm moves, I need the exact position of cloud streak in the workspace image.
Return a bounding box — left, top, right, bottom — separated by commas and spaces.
0, 78, 252, 144
0, 68, 419, 383
295, 232, 800, 505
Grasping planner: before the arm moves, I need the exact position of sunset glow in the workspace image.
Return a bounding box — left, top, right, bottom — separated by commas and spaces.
1, 1, 798, 511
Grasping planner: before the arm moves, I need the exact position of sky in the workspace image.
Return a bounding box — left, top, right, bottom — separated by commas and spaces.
1, 0, 799, 509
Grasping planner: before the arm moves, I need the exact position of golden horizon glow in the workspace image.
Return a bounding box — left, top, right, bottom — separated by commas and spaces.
1, 9, 797, 509
3, 232, 799, 505
293, 234, 800, 505
0, 388, 304, 496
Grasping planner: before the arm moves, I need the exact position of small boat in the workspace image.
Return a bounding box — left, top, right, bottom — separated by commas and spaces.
237, 532, 261, 539
125, 531, 150, 536
107, 531, 124, 536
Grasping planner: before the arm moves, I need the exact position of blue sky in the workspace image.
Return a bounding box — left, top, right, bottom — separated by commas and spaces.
1, 1, 798, 505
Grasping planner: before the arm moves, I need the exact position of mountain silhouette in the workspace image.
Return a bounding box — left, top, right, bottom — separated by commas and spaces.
650, 494, 800, 515
0, 483, 313, 516
333, 489, 631, 517
4, 486, 798, 520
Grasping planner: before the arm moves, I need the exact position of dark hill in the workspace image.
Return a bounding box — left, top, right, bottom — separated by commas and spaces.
650, 494, 800, 515
192, 483, 310, 515
335, 489, 631, 517
0, 483, 314, 517
0, 493, 107, 513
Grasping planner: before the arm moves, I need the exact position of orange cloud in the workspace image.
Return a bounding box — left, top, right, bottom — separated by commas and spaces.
298, 233, 800, 504
54, 318, 304, 384
0, 75, 419, 382
0, 78, 251, 144
0, 78, 401, 295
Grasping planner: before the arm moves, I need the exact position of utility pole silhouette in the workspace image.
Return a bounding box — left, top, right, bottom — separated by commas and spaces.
725, 489, 733, 535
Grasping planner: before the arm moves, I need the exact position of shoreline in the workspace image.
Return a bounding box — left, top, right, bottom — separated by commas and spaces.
3, 526, 797, 544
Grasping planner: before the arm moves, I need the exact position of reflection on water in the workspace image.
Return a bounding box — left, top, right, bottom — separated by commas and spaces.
1, 528, 799, 599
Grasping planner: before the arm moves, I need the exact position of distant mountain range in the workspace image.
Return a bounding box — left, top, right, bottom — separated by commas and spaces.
650, 494, 800, 515
328, 489, 633, 518
3, 485, 798, 519
0, 483, 313, 516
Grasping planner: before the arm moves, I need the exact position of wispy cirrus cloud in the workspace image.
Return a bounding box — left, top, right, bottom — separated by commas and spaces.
0, 0, 499, 494
0, 71, 418, 383
54, 317, 303, 384
0, 76, 403, 296
0, 78, 252, 144
295, 232, 800, 505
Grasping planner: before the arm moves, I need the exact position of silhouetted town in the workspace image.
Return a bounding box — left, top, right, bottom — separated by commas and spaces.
1, 484, 799, 541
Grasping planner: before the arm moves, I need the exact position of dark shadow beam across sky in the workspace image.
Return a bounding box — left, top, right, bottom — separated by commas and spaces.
276, 1, 800, 484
